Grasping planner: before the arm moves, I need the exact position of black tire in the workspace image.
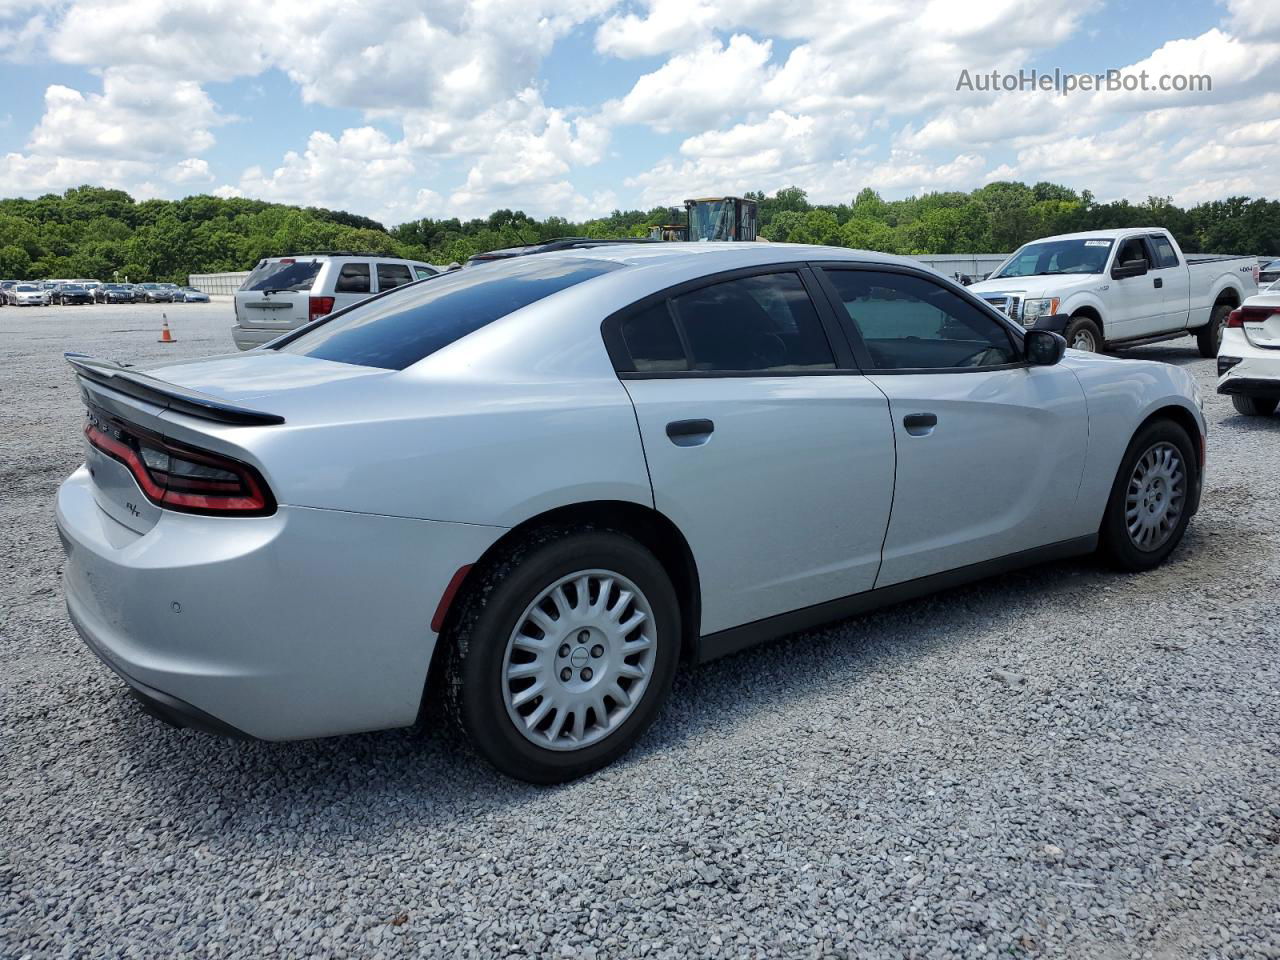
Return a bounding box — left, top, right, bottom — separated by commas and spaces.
1196, 303, 1231, 358
1064, 315, 1103, 353
1099, 419, 1198, 571
443, 526, 681, 783
1232, 395, 1278, 417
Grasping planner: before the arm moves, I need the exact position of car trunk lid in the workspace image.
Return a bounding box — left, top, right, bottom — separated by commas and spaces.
1237, 294, 1280, 349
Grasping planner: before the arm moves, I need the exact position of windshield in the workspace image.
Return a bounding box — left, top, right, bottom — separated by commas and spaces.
277, 256, 623, 370
992, 239, 1114, 278
63, 285, 85, 292
242, 259, 323, 293
16, 284, 37, 291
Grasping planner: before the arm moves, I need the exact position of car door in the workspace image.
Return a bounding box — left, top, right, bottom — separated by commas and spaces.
607, 267, 896, 636
1148, 233, 1190, 330
815, 265, 1090, 587
331, 261, 372, 311
1108, 236, 1159, 340
375, 262, 414, 294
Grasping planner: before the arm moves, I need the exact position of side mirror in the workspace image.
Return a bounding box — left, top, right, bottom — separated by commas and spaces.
1025, 329, 1066, 366
1112, 259, 1148, 279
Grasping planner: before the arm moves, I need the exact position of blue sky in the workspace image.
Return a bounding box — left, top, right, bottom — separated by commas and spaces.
0, 0, 1276, 226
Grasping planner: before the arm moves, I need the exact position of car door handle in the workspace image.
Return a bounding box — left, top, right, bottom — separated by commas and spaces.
903, 413, 937, 436
1153, 277, 1163, 288
666, 418, 715, 446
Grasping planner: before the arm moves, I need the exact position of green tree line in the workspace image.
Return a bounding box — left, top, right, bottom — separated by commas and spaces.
1, 182, 1276, 283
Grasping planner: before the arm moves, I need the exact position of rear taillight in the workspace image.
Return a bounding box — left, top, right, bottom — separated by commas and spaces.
85, 415, 274, 516
1226, 305, 1280, 327
308, 296, 335, 322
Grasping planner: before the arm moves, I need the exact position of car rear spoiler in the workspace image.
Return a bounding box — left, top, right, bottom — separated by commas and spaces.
65, 353, 286, 426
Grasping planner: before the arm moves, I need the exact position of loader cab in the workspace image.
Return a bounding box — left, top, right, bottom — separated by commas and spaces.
684, 196, 758, 242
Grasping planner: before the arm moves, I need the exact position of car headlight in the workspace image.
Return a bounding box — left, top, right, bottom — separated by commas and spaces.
1021, 298, 1061, 326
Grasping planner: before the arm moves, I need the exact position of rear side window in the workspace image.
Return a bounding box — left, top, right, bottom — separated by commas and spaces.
620, 304, 687, 372
377, 263, 413, 290
1149, 235, 1179, 268
669, 273, 835, 372
414, 266, 438, 281
277, 257, 622, 370
242, 259, 322, 293
334, 263, 371, 293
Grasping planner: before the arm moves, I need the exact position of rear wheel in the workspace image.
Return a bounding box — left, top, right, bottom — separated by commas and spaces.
1196, 303, 1231, 358
1064, 315, 1103, 352
443, 527, 680, 783
1232, 395, 1278, 417
1099, 419, 1197, 571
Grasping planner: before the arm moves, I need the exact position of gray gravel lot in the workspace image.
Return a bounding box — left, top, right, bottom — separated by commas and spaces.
2, 301, 1278, 959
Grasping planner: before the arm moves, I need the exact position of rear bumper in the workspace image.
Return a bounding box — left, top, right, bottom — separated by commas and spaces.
56, 465, 503, 740
1216, 329, 1280, 398
231, 325, 285, 351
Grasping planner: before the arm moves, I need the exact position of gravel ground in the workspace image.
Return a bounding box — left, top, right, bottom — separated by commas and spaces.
2, 302, 1278, 960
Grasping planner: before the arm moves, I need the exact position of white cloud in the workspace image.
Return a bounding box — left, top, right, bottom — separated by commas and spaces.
607, 35, 774, 132
26, 69, 225, 161
168, 158, 213, 183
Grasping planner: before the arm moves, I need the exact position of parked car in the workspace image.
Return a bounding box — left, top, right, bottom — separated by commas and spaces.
95, 283, 134, 303
77, 280, 103, 297
0, 280, 18, 304
57, 244, 1206, 782
53, 283, 94, 305
231, 253, 439, 350
134, 283, 173, 303
11, 283, 50, 306
968, 229, 1257, 356
1258, 259, 1279, 289
172, 286, 210, 303
1217, 287, 1280, 416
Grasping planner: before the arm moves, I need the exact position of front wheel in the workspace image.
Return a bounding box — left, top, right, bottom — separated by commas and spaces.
1063, 315, 1103, 352
1099, 419, 1197, 571
444, 527, 680, 783
1196, 303, 1231, 358
1232, 395, 1278, 417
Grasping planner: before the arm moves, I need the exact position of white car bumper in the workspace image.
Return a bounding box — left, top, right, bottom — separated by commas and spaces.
56, 465, 502, 740
231, 325, 283, 351
1217, 327, 1280, 400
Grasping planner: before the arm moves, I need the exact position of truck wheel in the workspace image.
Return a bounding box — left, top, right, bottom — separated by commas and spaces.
1196, 304, 1231, 358
1064, 316, 1102, 352
1231, 396, 1278, 417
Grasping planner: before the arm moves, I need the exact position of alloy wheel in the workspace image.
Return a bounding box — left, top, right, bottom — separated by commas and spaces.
501, 569, 657, 751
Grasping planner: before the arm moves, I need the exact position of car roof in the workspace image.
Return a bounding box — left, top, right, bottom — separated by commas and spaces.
1025, 227, 1171, 244
466, 241, 927, 274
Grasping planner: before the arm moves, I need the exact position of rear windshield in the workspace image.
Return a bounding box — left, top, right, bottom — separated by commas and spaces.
242, 259, 323, 293
276, 257, 623, 370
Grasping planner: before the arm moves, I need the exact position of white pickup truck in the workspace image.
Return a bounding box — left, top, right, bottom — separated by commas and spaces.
969, 228, 1258, 357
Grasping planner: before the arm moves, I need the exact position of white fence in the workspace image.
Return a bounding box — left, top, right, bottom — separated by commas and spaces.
188, 271, 250, 296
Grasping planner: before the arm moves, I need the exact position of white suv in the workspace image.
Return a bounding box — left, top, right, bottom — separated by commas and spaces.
232, 253, 440, 351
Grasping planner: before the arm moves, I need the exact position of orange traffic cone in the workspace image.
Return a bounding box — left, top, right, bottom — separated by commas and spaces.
158, 313, 176, 343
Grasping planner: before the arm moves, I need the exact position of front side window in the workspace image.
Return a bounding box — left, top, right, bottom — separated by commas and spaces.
1116, 237, 1150, 267
278, 256, 622, 370
377, 263, 413, 290
824, 270, 1018, 370
669, 273, 836, 372
334, 262, 371, 293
